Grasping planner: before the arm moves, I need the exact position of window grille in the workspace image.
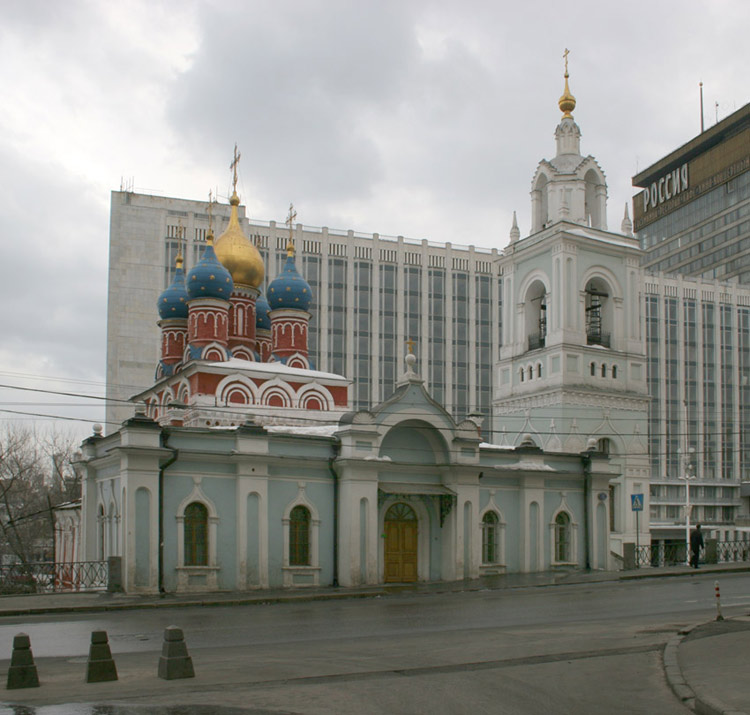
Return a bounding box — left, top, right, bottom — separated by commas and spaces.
555, 512, 571, 562
482, 512, 499, 563
184, 502, 208, 566
289, 505, 311, 565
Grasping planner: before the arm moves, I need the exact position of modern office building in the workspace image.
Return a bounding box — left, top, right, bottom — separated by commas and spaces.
632, 101, 750, 548
633, 102, 750, 283
639, 271, 750, 546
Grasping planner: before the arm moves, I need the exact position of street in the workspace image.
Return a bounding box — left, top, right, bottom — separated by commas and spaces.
0, 572, 748, 714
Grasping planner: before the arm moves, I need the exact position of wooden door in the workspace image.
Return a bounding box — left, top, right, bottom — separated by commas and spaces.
384, 503, 418, 583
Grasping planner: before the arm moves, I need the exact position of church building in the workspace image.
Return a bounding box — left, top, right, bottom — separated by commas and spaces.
78, 68, 635, 593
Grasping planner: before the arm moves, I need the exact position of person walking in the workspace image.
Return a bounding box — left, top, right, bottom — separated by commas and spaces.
690, 523, 704, 568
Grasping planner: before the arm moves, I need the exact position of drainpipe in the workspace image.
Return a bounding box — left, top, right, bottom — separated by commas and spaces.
328, 441, 341, 588
581, 442, 595, 571
159, 430, 178, 594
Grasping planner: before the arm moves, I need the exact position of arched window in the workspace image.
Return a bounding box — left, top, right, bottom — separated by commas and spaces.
555, 512, 571, 562
585, 280, 611, 347
590, 362, 596, 376
601, 364, 607, 378
612, 365, 617, 379
482, 512, 500, 564
533, 174, 549, 231
524, 281, 547, 351
520, 368, 525, 383
289, 505, 311, 566
184, 502, 208, 566
527, 366, 533, 381
537, 363, 542, 378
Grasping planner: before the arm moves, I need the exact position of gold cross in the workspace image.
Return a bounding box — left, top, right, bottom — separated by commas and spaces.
207, 189, 214, 232
406, 338, 415, 354
176, 219, 185, 263
229, 144, 241, 193
286, 202, 297, 255
563, 48, 570, 77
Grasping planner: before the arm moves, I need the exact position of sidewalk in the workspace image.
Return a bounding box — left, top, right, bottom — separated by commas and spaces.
0, 562, 747, 714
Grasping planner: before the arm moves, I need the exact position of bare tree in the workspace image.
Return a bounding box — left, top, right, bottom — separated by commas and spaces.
0, 424, 81, 566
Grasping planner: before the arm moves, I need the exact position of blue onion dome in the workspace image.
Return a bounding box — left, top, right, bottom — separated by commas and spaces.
255, 292, 271, 330
267, 242, 312, 311
214, 191, 265, 289
158, 255, 189, 319
186, 231, 234, 300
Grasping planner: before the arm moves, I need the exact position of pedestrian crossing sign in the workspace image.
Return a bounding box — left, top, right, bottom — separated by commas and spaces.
631, 494, 644, 511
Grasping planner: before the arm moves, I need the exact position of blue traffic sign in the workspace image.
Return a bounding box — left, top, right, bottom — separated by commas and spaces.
631, 493, 644, 511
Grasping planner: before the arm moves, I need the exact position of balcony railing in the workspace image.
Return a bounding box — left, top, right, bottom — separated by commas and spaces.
528, 334, 545, 351
587, 332, 610, 348
0, 561, 109, 594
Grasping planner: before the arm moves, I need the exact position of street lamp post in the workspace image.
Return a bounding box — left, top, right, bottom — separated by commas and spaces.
678, 447, 696, 566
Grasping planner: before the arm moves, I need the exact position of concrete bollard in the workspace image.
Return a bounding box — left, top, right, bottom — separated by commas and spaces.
86, 630, 118, 683
6, 633, 39, 689
158, 626, 194, 680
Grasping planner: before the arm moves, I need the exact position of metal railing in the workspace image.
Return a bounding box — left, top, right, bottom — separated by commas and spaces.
586, 332, 611, 347
0, 561, 109, 594
716, 540, 750, 563
528, 334, 545, 351
635, 542, 687, 568
634, 539, 750, 568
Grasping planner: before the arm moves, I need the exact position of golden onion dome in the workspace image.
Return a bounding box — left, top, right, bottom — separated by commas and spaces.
214, 191, 265, 289
558, 72, 576, 118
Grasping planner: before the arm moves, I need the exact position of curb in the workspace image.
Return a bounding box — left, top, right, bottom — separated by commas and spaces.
0, 589, 385, 619
663, 622, 749, 715
663, 628, 696, 710
620, 565, 750, 581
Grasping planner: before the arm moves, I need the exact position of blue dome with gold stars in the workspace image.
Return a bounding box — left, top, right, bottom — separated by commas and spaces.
158, 257, 189, 319
186, 235, 234, 301
256, 292, 271, 330
267, 245, 312, 311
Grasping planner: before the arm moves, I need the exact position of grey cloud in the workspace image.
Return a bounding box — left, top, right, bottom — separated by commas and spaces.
0, 144, 106, 382
167, 2, 420, 201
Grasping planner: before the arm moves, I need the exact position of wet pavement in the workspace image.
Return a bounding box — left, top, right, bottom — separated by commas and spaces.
0, 707, 281, 714
0, 563, 746, 715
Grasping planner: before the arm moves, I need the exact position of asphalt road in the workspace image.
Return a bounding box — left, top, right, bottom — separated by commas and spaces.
0, 572, 748, 714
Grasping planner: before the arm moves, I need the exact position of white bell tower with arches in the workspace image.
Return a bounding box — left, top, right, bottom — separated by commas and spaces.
495, 57, 650, 563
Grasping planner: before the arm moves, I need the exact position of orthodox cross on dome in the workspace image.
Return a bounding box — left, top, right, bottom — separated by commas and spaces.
406, 337, 415, 354
286, 202, 297, 256
558, 47, 576, 118
230, 143, 241, 195
176, 218, 185, 264
206, 189, 217, 244
207, 189, 215, 231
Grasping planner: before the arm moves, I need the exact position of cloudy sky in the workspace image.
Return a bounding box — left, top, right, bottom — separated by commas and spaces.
1, 0, 749, 438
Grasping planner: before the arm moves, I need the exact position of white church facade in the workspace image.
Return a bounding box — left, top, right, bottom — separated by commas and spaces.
78, 66, 649, 593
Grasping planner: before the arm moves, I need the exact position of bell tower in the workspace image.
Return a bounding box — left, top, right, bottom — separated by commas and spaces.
494, 54, 650, 563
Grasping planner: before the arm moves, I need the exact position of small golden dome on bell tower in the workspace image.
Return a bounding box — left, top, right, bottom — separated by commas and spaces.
558, 47, 576, 118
